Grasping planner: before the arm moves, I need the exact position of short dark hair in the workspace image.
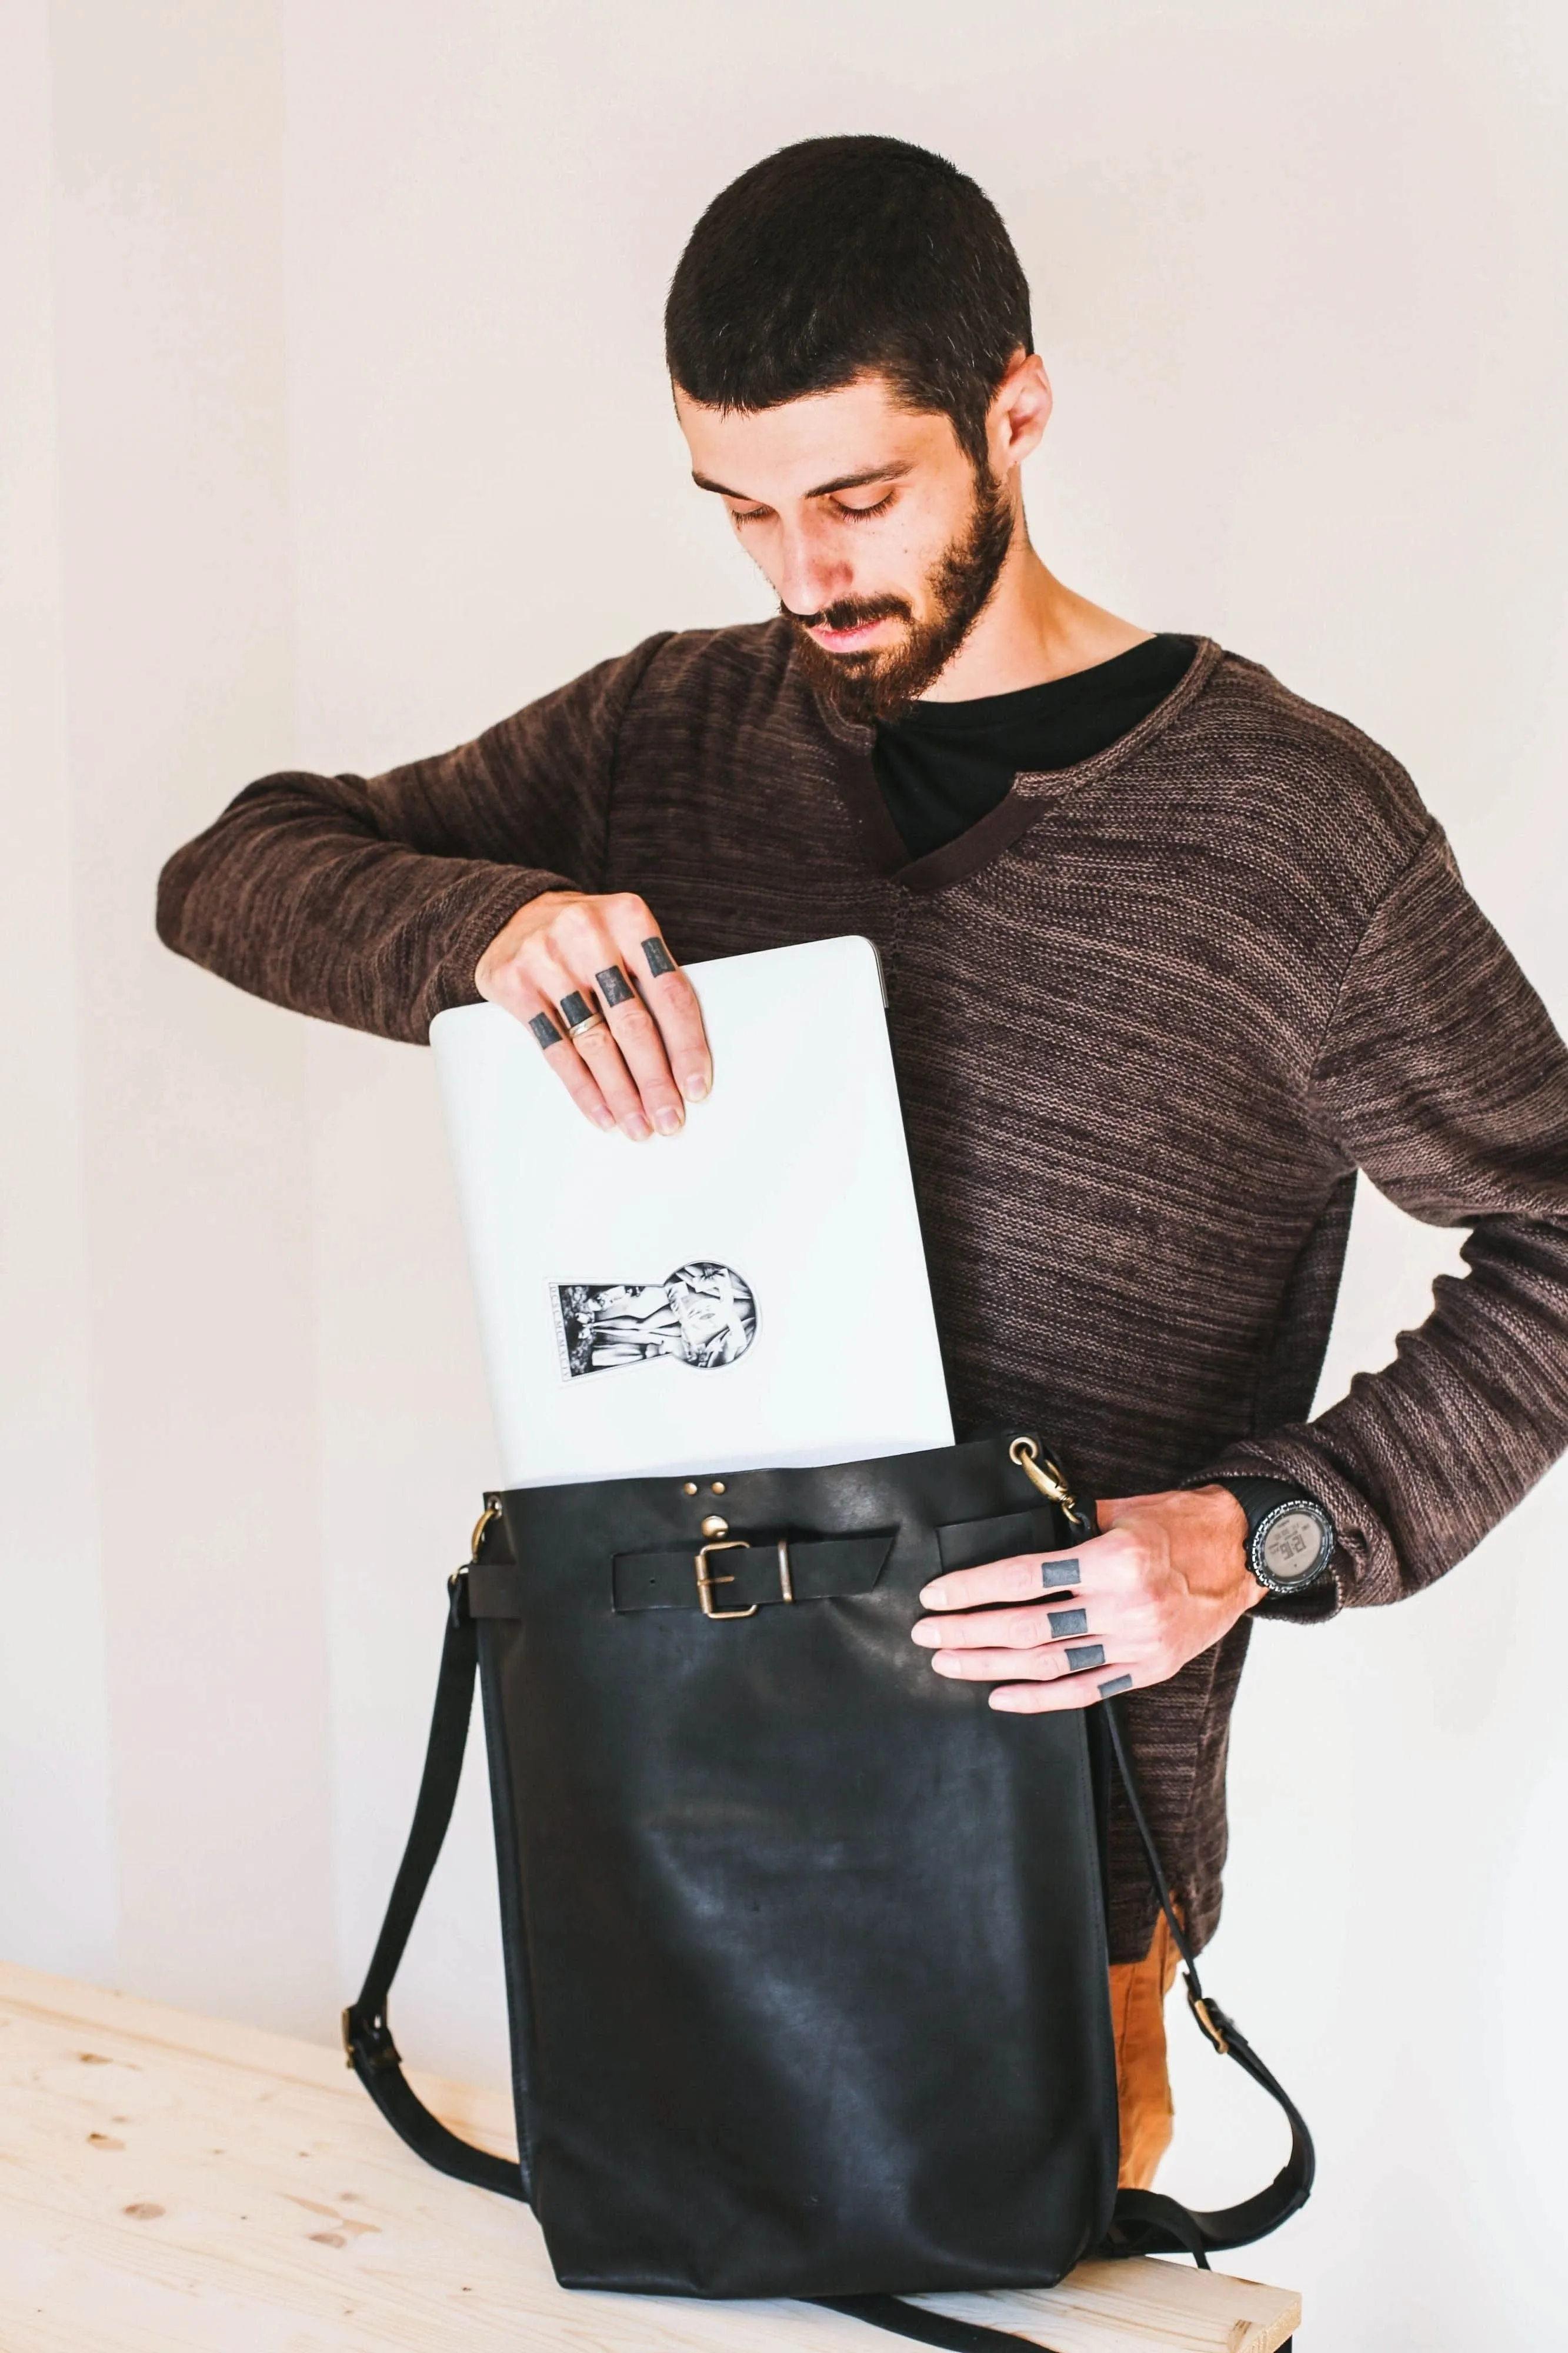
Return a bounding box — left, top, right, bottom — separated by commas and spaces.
665, 136, 1032, 472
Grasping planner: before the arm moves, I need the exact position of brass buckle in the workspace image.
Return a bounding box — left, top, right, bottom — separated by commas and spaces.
693, 1537, 798, 1619
695, 1538, 756, 1619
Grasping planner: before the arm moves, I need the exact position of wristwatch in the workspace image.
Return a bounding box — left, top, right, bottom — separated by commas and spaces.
1214, 1475, 1336, 1597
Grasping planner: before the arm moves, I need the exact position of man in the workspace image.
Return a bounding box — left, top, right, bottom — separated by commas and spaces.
158, 135, 1568, 2188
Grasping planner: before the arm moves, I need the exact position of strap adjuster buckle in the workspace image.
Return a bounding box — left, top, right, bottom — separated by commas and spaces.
695, 1538, 756, 1618
1186, 1985, 1230, 2055
342, 2003, 402, 2073
693, 1537, 796, 1618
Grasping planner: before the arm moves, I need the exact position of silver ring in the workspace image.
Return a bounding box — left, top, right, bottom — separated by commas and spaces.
565, 1010, 606, 1044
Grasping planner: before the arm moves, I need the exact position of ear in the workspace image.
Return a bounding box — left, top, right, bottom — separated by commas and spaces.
988, 351, 1052, 477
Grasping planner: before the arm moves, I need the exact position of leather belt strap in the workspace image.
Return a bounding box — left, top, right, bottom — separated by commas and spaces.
615, 1531, 894, 1614
473, 1515, 1066, 1618
468, 1532, 896, 1619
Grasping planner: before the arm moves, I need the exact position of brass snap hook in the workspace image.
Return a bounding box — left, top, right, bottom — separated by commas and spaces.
451, 1498, 504, 1594
1009, 1435, 1077, 1514
469, 1499, 503, 1559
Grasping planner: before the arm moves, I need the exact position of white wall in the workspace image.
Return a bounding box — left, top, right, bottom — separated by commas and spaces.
4, 0, 335, 2030
3, 2, 1566, 2344
0, 0, 115, 1988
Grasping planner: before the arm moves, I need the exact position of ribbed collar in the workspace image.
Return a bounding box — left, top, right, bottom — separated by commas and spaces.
800, 635, 1225, 895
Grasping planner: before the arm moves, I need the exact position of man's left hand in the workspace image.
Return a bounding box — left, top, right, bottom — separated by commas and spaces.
910, 1485, 1260, 1711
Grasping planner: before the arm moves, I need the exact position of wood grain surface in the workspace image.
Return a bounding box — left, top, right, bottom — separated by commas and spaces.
0, 1960, 1300, 2352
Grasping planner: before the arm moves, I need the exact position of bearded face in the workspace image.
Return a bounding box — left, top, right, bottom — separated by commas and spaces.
676, 367, 1040, 726
783, 465, 1017, 725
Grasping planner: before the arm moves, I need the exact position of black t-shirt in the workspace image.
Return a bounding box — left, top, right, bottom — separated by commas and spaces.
873, 634, 1197, 861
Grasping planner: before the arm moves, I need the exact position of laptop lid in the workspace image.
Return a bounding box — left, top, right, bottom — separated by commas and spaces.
431, 935, 954, 1488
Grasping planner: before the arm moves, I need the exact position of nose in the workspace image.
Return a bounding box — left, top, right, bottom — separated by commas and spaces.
772, 521, 853, 621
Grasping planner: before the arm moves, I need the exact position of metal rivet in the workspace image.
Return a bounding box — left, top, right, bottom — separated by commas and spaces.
710, 1480, 726, 1494
682, 1481, 698, 1496
700, 1514, 729, 1539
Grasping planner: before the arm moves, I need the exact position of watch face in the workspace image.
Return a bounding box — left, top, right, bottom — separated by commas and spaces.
1257, 1505, 1330, 1586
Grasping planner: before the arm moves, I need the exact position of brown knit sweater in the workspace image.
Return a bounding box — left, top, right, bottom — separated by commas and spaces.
157, 625, 1568, 1961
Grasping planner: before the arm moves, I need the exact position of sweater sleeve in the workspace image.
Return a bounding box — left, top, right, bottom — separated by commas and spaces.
155, 634, 672, 1044
1204, 823, 1568, 1615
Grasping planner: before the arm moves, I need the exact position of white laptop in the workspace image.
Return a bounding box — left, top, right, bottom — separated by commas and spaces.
431, 935, 954, 1488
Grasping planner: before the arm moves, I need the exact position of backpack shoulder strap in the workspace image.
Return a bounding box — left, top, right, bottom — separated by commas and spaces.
1097, 1694, 1315, 2263
340, 1567, 526, 2204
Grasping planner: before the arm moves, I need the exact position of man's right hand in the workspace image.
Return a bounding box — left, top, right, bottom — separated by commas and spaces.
475, 891, 713, 1141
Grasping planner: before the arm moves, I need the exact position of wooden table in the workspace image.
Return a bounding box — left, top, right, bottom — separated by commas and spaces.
0, 1959, 1300, 2351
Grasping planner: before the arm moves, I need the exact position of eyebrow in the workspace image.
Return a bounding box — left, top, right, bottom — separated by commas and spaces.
692, 461, 915, 503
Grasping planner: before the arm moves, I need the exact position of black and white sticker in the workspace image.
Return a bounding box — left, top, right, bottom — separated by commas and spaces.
552, 1262, 759, 1380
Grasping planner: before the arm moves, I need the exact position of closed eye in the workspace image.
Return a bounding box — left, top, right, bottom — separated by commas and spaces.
833, 491, 897, 523
729, 488, 898, 526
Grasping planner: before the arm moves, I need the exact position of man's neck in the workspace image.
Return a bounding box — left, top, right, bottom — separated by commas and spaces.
919, 531, 1150, 704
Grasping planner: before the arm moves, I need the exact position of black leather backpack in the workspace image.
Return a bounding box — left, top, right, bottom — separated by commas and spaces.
344, 1431, 1310, 2349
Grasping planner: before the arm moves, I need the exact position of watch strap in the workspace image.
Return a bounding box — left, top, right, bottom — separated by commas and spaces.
1213, 1474, 1309, 1524
1211, 1474, 1335, 1592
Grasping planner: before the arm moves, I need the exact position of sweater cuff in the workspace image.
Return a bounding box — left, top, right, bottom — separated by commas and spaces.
413, 865, 578, 1038
1184, 1442, 1369, 1622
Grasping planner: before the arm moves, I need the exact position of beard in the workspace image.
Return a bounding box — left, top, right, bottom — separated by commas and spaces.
785, 470, 1017, 726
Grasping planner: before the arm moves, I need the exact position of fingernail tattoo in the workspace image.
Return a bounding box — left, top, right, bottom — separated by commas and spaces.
1047, 1607, 1088, 1638
642, 937, 675, 978
1040, 1558, 1080, 1589
595, 965, 634, 1007
1065, 1643, 1106, 1673
559, 990, 595, 1028
528, 1012, 563, 1049
1098, 1673, 1133, 1698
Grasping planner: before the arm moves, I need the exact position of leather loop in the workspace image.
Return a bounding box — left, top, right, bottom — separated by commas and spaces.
936, 1506, 1066, 1574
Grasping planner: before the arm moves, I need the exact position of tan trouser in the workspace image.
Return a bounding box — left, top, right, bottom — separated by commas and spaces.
1108, 1907, 1181, 2190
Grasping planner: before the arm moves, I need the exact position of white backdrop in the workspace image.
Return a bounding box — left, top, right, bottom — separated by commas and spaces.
4, 2, 1566, 2344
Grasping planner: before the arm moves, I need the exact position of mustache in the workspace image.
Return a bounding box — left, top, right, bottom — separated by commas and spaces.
783, 595, 912, 634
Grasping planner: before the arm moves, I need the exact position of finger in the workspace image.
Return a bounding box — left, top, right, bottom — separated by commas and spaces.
588, 949, 687, 1136
918, 1540, 1107, 1614
549, 904, 687, 1134
929, 1642, 1118, 1685
989, 1669, 1136, 1715
603, 899, 713, 1104
912, 1601, 1103, 1651
529, 948, 644, 1131
513, 939, 648, 1140
482, 965, 618, 1135
564, 1016, 659, 1140
529, 946, 655, 1142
